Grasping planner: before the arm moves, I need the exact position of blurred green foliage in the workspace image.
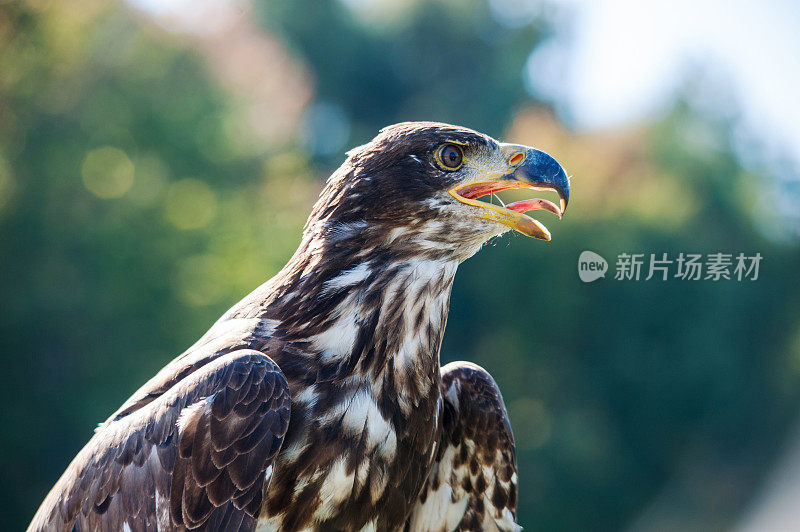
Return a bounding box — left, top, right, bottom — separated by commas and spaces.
1, 0, 799, 530
256, 0, 544, 143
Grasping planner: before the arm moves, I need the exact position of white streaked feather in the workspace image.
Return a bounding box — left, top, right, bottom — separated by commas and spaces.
176, 398, 211, 433
407, 443, 469, 531
311, 313, 360, 361
322, 263, 371, 294
359, 519, 378, 531
340, 388, 397, 458
314, 457, 355, 520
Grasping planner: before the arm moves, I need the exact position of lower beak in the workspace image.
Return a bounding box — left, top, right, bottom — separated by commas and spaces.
448, 147, 570, 240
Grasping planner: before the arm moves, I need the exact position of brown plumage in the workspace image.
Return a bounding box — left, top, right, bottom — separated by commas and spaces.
29, 122, 569, 531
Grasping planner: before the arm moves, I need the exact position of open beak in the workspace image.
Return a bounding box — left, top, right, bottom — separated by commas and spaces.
448, 145, 570, 240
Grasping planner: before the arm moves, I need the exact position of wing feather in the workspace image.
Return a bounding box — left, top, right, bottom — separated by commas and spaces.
407, 361, 520, 532
28, 349, 290, 531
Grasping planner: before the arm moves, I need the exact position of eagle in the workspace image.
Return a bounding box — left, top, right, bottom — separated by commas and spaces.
29, 122, 569, 531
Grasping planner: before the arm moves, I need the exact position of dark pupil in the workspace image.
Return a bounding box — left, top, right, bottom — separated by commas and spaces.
443, 146, 461, 167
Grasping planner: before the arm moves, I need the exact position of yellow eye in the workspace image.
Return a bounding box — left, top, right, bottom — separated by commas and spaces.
436, 143, 463, 171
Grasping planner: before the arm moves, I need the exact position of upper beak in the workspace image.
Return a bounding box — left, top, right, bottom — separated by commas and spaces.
448, 144, 570, 240
510, 147, 570, 215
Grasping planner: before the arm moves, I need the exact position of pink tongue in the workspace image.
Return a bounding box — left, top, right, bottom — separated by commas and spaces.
505, 198, 562, 218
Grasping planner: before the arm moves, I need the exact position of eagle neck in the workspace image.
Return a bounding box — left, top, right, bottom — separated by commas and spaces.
271, 240, 459, 391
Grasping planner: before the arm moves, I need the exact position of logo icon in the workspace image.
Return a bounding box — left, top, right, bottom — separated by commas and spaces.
578, 251, 608, 282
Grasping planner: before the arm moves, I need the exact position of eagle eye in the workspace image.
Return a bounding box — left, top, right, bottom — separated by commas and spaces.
435, 143, 464, 171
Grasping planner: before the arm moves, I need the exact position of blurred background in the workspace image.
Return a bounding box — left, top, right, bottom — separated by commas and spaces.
1, 0, 799, 529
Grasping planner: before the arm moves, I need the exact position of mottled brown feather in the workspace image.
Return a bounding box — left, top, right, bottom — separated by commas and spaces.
406, 361, 519, 531
28, 350, 290, 531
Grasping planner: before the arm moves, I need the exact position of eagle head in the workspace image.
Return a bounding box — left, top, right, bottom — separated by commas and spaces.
304, 121, 570, 259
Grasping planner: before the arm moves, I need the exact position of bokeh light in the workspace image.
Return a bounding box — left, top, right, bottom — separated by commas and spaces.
164, 178, 218, 230
81, 146, 135, 199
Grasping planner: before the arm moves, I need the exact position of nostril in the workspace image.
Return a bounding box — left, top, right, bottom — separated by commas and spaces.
509, 152, 525, 166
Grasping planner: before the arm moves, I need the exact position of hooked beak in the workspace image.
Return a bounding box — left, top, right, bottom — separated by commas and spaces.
448, 145, 570, 240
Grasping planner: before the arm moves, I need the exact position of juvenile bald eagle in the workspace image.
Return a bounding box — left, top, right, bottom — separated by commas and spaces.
30, 122, 569, 531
